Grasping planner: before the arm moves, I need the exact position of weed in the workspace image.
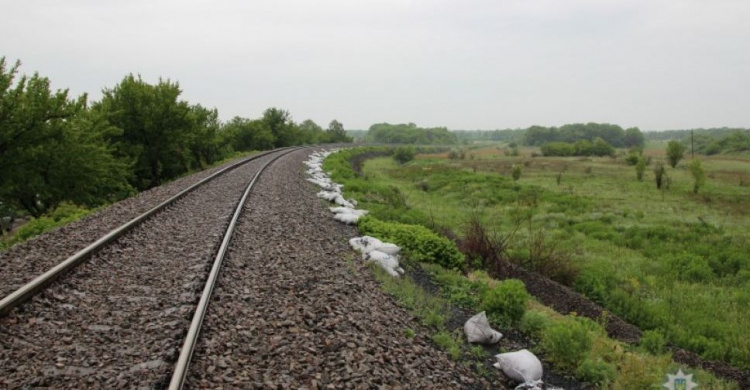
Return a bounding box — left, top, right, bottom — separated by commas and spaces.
432, 331, 462, 360
542, 319, 593, 370
480, 279, 529, 326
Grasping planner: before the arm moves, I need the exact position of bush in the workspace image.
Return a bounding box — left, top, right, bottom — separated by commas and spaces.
511, 165, 522, 182
665, 253, 713, 282
519, 310, 551, 339
542, 319, 593, 370
576, 358, 617, 385
358, 216, 465, 270
689, 159, 706, 194
624, 152, 640, 166
7, 203, 92, 245
640, 330, 666, 355
541, 142, 575, 156
666, 140, 686, 168
654, 162, 666, 189
480, 279, 529, 326
393, 146, 415, 164
635, 157, 646, 181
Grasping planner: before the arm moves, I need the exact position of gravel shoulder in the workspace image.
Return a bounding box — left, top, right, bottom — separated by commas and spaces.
186, 148, 495, 389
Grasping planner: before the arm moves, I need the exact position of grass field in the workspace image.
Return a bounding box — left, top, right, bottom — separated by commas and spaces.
332, 144, 749, 371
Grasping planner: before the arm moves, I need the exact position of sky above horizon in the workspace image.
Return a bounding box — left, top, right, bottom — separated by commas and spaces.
3, 0, 749, 131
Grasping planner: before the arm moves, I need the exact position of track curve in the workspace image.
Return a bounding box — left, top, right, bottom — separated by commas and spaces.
0, 148, 299, 388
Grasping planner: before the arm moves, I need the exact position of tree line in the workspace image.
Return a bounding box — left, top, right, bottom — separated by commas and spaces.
0, 58, 351, 217
366, 123, 458, 144
523, 123, 645, 148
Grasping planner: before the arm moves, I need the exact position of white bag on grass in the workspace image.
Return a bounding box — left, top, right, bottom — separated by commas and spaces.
365, 250, 405, 277
464, 311, 503, 344
493, 349, 543, 389
375, 243, 400, 255
349, 236, 384, 254
317, 191, 339, 201
329, 207, 368, 216
333, 212, 361, 225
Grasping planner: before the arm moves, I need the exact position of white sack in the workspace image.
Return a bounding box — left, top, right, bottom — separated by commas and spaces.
464, 311, 503, 345
317, 191, 339, 202
493, 349, 543, 387
333, 195, 354, 208
375, 243, 400, 255
348, 236, 384, 253
333, 212, 361, 225
365, 250, 405, 277
329, 207, 368, 216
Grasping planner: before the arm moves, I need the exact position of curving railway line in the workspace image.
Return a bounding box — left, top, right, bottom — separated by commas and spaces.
0, 147, 301, 388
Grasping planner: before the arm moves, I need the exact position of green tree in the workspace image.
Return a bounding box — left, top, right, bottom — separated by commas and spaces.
261, 107, 296, 147
186, 104, 222, 169
393, 146, 415, 164
94, 75, 195, 190
298, 119, 326, 144
623, 127, 645, 148
666, 140, 686, 168
326, 119, 352, 143
221, 117, 274, 152
0, 58, 131, 216
689, 159, 706, 194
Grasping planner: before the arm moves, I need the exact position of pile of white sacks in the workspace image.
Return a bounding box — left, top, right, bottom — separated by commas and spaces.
304, 150, 405, 277
464, 311, 547, 389
306, 150, 550, 388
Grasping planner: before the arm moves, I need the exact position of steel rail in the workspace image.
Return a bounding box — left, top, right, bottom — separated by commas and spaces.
168, 146, 304, 390
0, 147, 292, 318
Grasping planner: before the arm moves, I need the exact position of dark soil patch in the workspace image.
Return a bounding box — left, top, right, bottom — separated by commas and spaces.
349, 151, 390, 176
403, 259, 592, 390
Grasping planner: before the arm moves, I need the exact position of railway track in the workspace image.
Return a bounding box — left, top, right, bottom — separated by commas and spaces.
0, 147, 300, 388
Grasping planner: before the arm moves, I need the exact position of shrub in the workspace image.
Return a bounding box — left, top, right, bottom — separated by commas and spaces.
689, 159, 706, 194
635, 156, 646, 181
7, 203, 92, 245
576, 358, 617, 385
625, 152, 640, 166
511, 165, 522, 182
654, 162, 666, 189
640, 330, 666, 354
358, 216, 465, 270
542, 319, 593, 370
591, 137, 615, 157
519, 310, 551, 339
393, 146, 415, 164
480, 279, 529, 326
666, 140, 686, 168
665, 253, 713, 282
510, 147, 520, 156
541, 142, 575, 156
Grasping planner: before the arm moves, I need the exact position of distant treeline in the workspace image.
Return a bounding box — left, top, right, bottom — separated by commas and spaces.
0, 58, 351, 217
366, 123, 457, 144
524, 123, 644, 148
454, 129, 525, 143
645, 128, 750, 155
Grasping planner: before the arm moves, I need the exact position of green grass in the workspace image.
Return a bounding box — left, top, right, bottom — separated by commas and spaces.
326, 146, 745, 387
347, 146, 749, 370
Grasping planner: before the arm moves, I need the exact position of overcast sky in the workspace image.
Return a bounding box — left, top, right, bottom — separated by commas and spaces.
3, 0, 749, 130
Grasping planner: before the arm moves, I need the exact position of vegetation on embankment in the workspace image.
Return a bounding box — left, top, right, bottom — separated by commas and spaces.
0, 57, 352, 248
323, 146, 743, 388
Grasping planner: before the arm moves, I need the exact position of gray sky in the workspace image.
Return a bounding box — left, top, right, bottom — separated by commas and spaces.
3, 0, 749, 130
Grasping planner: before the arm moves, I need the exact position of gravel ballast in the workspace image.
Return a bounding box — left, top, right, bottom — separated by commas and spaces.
186, 149, 494, 388
0, 152, 268, 298
0, 150, 286, 388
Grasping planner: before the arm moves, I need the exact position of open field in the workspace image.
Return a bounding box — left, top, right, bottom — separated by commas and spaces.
326, 145, 749, 379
